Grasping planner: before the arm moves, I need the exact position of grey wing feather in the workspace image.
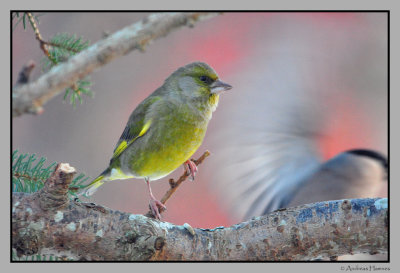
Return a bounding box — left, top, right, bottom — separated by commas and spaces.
207, 50, 327, 221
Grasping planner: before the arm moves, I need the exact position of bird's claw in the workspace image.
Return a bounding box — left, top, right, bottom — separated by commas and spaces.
149, 199, 167, 220
184, 160, 198, 181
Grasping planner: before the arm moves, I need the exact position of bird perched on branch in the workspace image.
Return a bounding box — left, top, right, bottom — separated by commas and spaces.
81, 62, 232, 219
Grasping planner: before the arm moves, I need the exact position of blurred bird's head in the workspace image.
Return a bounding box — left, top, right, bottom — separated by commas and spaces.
164, 62, 232, 110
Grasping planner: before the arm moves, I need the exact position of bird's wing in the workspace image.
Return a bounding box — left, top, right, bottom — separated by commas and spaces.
208, 52, 328, 221
111, 96, 161, 161
211, 115, 322, 221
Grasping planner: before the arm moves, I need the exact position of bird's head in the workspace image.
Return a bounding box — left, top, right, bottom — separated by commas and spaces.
165, 62, 232, 110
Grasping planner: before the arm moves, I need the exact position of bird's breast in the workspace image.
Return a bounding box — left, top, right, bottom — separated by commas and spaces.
124, 104, 210, 180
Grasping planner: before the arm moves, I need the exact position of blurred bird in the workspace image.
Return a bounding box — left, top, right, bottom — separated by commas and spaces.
282, 149, 387, 212
240, 147, 387, 219
211, 76, 387, 221
209, 41, 387, 222
206, 19, 387, 260
81, 62, 232, 219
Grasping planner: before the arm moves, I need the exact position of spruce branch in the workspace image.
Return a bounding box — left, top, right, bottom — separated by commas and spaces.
12, 12, 26, 31
12, 150, 89, 197
12, 12, 220, 117
17, 13, 92, 108
12, 12, 43, 32
62, 79, 93, 107
41, 33, 90, 70
26, 12, 51, 59
12, 150, 57, 194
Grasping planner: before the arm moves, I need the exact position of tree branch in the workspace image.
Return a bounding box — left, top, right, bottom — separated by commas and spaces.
12, 163, 388, 261
12, 12, 220, 117
15, 60, 35, 85
26, 12, 51, 59
145, 150, 210, 218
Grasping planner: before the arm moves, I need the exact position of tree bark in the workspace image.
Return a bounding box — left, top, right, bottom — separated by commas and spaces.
12, 12, 219, 117
12, 163, 388, 261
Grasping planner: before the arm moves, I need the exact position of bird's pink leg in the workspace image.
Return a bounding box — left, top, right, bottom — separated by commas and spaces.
184, 160, 198, 181
145, 178, 166, 220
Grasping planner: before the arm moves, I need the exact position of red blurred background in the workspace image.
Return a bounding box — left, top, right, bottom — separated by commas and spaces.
12, 12, 387, 228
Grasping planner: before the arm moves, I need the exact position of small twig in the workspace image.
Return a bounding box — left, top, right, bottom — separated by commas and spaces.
16, 60, 35, 85
42, 40, 81, 53
13, 172, 39, 182
26, 13, 51, 59
145, 150, 211, 218
70, 82, 80, 96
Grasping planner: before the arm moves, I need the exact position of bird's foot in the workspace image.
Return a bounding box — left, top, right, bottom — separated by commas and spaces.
184, 160, 198, 181
149, 198, 167, 220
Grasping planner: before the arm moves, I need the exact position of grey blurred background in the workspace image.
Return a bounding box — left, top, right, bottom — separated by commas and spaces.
12, 12, 387, 229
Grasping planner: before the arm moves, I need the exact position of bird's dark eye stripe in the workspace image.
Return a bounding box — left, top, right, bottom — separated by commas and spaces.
199, 75, 213, 84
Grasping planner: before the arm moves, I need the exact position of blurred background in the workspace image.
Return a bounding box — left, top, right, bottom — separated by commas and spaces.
12, 12, 387, 229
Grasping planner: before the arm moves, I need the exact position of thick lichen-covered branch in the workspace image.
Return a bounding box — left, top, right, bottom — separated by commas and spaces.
12, 163, 387, 261
12, 12, 219, 117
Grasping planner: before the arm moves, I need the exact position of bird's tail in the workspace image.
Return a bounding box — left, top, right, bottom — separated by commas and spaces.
81, 169, 109, 197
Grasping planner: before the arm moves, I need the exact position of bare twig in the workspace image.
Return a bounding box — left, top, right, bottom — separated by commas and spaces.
26, 13, 51, 59
15, 60, 35, 85
145, 151, 211, 218
12, 12, 220, 117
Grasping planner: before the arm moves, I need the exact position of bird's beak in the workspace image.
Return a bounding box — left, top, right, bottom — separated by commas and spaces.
210, 79, 232, 94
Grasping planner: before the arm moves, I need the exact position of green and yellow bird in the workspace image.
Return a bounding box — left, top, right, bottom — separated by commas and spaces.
82, 62, 232, 219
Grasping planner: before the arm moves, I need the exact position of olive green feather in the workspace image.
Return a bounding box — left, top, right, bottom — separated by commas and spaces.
81, 62, 232, 198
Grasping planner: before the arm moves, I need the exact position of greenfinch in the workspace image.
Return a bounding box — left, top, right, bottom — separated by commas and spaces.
82, 62, 232, 219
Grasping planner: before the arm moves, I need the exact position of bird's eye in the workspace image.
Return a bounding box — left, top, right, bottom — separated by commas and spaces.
199, 75, 212, 84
